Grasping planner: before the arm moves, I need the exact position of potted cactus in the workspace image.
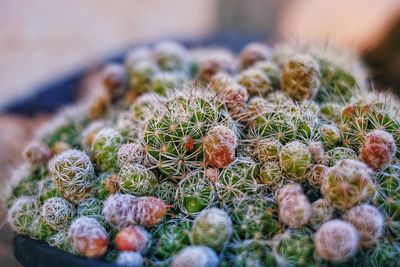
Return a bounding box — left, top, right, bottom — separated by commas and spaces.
5, 40, 400, 267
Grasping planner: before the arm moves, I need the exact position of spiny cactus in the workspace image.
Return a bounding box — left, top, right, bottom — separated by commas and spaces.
343, 204, 384, 248
190, 208, 232, 251
176, 171, 214, 215
92, 128, 124, 171
8, 197, 39, 234
171, 246, 219, 267
314, 219, 359, 262
117, 143, 146, 167
238, 42, 271, 69
274, 229, 316, 267
41, 197, 75, 230
77, 197, 104, 224
281, 54, 320, 101
69, 216, 109, 258
238, 67, 273, 96
309, 198, 334, 230
253, 138, 282, 162
279, 141, 312, 181
115, 226, 150, 253
258, 161, 283, 190
49, 149, 95, 202
277, 183, 312, 228
321, 159, 375, 210
118, 164, 158, 196
229, 197, 278, 240
319, 124, 341, 149
95, 172, 120, 200
46, 228, 74, 252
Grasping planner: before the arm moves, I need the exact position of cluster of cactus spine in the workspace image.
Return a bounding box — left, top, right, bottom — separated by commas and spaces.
6, 40, 400, 266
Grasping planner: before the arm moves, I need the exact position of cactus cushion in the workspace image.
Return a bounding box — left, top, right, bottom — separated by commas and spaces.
6, 41, 400, 267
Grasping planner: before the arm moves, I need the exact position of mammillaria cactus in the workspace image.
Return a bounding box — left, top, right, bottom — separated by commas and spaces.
6, 41, 400, 266
321, 159, 376, 210
190, 208, 232, 251
69, 216, 109, 258
49, 149, 95, 202
315, 220, 359, 262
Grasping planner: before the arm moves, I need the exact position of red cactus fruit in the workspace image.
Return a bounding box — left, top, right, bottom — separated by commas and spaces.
115, 226, 150, 253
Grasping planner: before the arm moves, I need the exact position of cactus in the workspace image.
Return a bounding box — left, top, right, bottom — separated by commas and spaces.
46, 228, 74, 252
153, 41, 187, 71
279, 141, 312, 181
103, 193, 137, 228
238, 42, 271, 69
253, 61, 280, 88
216, 158, 259, 202
77, 197, 104, 224
115, 252, 144, 267
360, 129, 396, 171
253, 138, 282, 162
258, 161, 283, 190
118, 164, 158, 196
364, 240, 400, 267
150, 218, 192, 260
314, 220, 359, 262
238, 67, 274, 96
155, 180, 177, 205
177, 171, 214, 215
321, 159, 375, 210
281, 54, 320, 101
190, 208, 232, 251
92, 128, 123, 171
171, 246, 219, 267
325, 146, 357, 166
118, 143, 146, 167
203, 125, 238, 168
319, 124, 341, 149
343, 204, 384, 248
223, 241, 276, 267
69, 216, 109, 258
23, 141, 53, 165
277, 184, 312, 228
274, 229, 316, 267
49, 149, 95, 202
229, 197, 279, 240
115, 226, 150, 253
41, 197, 75, 230
216, 82, 249, 120
309, 199, 334, 230
8, 197, 39, 234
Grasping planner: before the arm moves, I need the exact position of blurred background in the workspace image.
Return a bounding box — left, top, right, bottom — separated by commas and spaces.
1, 0, 400, 266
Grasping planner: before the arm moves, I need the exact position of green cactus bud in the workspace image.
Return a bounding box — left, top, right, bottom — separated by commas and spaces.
118, 164, 158, 196
238, 67, 273, 96
216, 158, 259, 202
49, 149, 95, 202
41, 197, 75, 230
190, 208, 232, 251
224, 241, 276, 267
309, 199, 334, 230
319, 123, 341, 149
30, 216, 56, 240
279, 141, 312, 181
274, 229, 316, 267
92, 128, 123, 171
229, 197, 279, 240
177, 171, 214, 215
281, 54, 320, 101
258, 161, 283, 190
321, 159, 375, 210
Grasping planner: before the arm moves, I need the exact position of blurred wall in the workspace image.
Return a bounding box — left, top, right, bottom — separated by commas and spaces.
0, 0, 219, 107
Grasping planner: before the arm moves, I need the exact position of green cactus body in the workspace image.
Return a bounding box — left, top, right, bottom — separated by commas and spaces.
151, 218, 191, 260
8, 197, 39, 235
216, 158, 259, 202
309, 199, 334, 230
325, 146, 357, 167
30, 216, 56, 240
223, 241, 276, 267
38, 178, 60, 204
253, 138, 281, 162
77, 198, 104, 223
177, 171, 214, 215
229, 198, 279, 240
92, 128, 123, 171
190, 208, 232, 251
41, 197, 76, 230
274, 229, 316, 267
253, 61, 280, 88
279, 141, 312, 181
49, 149, 95, 202
127, 59, 158, 93
258, 161, 283, 190
152, 72, 185, 96
319, 102, 342, 122
156, 180, 177, 205
118, 164, 158, 196
238, 67, 273, 96
364, 240, 400, 267
153, 41, 187, 71
319, 123, 341, 149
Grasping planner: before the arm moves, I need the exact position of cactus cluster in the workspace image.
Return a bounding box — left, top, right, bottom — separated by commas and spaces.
6, 41, 400, 266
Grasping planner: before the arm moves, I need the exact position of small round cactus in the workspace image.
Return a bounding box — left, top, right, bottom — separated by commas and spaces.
238, 67, 273, 96
118, 164, 158, 196
321, 159, 375, 210
69, 216, 109, 258
46, 228, 73, 252
190, 208, 232, 251
258, 161, 283, 190
279, 141, 312, 181
103, 193, 137, 228
203, 125, 238, 168
281, 54, 320, 101
325, 146, 357, 166
172, 246, 219, 267
360, 129, 396, 170
153, 41, 187, 71
92, 128, 124, 171
23, 141, 53, 165
115, 252, 144, 267
306, 164, 327, 188
274, 229, 316, 267
77, 197, 104, 223
253, 138, 281, 162
155, 180, 177, 205
309, 198, 334, 230
115, 226, 150, 253
49, 149, 95, 202
216, 83, 249, 119
238, 42, 271, 69
41, 197, 75, 230
8, 197, 39, 235
277, 184, 312, 228
118, 143, 146, 167
319, 124, 341, 149
314, 220, 359, 262
177, 171, 214, 215
343, 204, 384, 248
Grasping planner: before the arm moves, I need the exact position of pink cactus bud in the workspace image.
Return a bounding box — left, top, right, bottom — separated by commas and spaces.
115, 226, 150, 253
203, 126, 238, 168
